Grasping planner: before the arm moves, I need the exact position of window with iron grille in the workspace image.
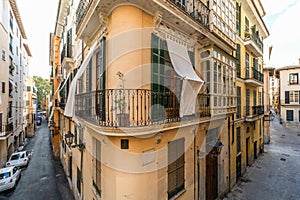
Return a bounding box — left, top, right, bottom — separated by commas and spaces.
168, 138, 185, 199
92, 138, 101, 197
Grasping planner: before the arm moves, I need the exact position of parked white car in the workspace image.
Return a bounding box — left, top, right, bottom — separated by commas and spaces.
0, 166, 21, 192
6, 151, 31, 168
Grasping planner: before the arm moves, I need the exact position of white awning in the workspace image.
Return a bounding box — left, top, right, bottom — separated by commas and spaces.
64, 42, 98, 117
166, 38, 204, 117
55, 72, 71, 100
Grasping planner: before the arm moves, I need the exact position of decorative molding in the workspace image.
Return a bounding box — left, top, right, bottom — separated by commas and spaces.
156, 23, 196, 51
153, 11, 162, 30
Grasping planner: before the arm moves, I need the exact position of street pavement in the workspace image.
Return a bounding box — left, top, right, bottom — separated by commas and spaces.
0, 121, 75, 200
224, 115, 300, 200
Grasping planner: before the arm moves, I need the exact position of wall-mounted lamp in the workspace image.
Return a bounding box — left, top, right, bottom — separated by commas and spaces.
209, 140, 224, 156
64, 131, 74, 146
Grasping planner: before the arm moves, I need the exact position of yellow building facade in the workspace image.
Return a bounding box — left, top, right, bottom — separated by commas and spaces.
232, 0, 269, 186
50, 0, 269, 199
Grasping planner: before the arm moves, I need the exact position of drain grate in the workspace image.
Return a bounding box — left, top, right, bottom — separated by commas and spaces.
280, 158, 286, 161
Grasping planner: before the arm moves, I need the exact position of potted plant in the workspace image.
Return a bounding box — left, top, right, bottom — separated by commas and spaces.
111, 71, 130, 127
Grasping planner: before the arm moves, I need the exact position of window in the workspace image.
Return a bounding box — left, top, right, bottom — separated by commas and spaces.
236, 44, 241, 78
245, 53, 249, 78
285, 91, 290, 104
253, 90, 257, 106
289, 91, 299, 104
236, 2, 241, 36
236, 87, 241, 118
1, 50, 5, 61
96, 37, 106, 121
92, 138, 101, 197
9, 12, 13, 31
77, 168, 81, 194
1, 82, 5, 93
151, 34, 180, 121
246, 89, 250, 116
289, 73, 298, 84
120, 139, 129, 149
286, 110, 294, 121
236, 127, 241, 153
168, 138, 185, 199
27, 86, 31, 92
9, 35, 13, 53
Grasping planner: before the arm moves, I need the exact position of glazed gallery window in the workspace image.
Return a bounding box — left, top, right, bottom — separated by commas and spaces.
168, 138, 185, 199
289, 73, 298, 84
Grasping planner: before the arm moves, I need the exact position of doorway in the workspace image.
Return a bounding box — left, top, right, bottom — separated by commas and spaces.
206, 154, 218, 200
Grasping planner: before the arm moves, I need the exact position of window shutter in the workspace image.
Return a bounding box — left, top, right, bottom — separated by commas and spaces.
285, 91, 290, 104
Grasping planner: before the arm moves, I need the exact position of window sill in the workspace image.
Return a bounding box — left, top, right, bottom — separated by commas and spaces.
169, 189, 186, 200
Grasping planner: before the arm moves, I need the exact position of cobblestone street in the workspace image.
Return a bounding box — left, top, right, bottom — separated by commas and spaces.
224, 115, 300, 200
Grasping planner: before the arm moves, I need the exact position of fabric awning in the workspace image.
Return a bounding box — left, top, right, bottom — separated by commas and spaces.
64, 42, 98, 117
166, 38, 204, 117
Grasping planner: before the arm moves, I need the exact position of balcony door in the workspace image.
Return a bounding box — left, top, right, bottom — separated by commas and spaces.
96, 37, 106, 121
151, 34, 180, 122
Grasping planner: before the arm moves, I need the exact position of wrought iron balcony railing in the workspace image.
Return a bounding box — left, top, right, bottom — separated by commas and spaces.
0, 122, 14, 137
245, 31, 263, 52
169, 0, 210, 28
245, 67, 263, 82
244, 105, 264, 117
76, 0, 91, 32
75, 89, 210, 127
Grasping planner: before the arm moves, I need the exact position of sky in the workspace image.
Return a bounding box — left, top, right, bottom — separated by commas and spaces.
15, 0, 300, 79
17, 0, 59, 79
261, 0, 300, 68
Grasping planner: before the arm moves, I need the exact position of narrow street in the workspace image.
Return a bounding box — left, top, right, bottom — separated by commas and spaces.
225, 115, 300, 200
0, 121, 74, 200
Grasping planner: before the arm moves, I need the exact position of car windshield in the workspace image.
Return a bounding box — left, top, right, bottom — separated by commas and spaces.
10, 154, 20, 160
0, 172, 10, 179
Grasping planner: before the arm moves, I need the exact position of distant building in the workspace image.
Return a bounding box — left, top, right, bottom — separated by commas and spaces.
0, 0, 31, 165
276, 64, 300, 127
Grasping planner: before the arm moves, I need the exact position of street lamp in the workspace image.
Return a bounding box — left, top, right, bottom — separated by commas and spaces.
64, 131, 74, 146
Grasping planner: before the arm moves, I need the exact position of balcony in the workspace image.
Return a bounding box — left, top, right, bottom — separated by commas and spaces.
75, 89, 210, 128
61, 44, 74, 73
245, 67, 264, 87
244, 31, 263, 57
244, 105, 264, 122
75, 0, 211, 44
169, 0, 210, 28
0, 122, 14, 138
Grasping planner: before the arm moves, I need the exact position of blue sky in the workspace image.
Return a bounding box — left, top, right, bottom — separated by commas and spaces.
16, 0, 300, 79
17, 0, 59, 79
261, 0, 300, 68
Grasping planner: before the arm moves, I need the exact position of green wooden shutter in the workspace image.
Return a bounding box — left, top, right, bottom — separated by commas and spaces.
285, 91, 290, 104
